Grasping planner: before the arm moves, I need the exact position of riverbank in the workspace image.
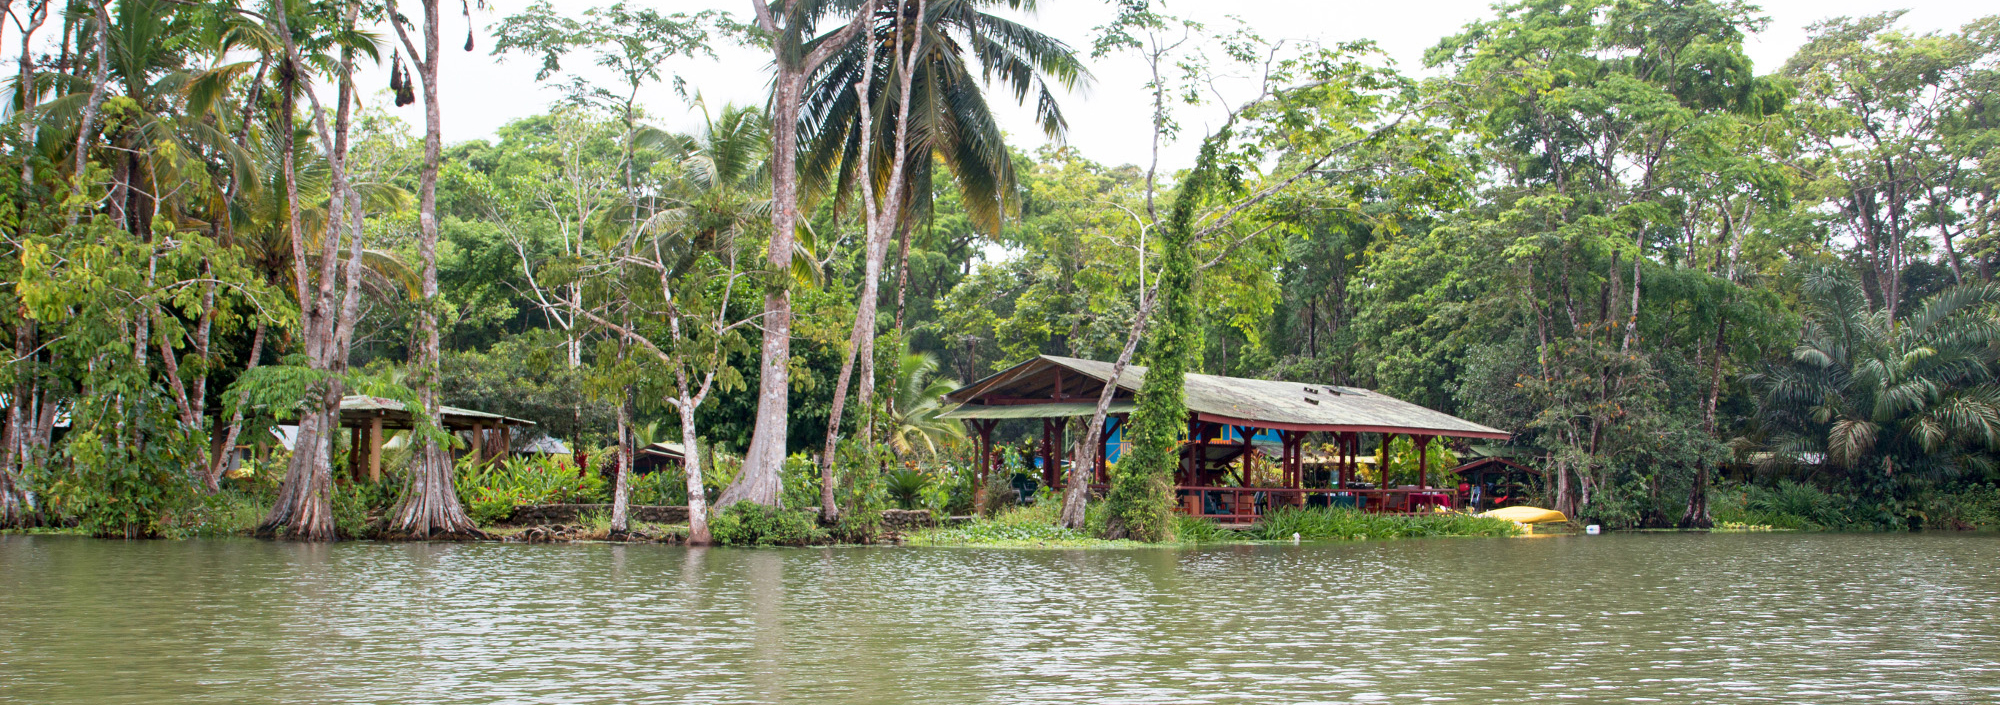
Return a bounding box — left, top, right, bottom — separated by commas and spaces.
902, 503, 1525, 547
4, 492, 1527, 547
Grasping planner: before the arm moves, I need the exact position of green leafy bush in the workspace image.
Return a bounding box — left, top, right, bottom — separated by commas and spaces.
628, 467, 688, 506
904, 503, 1111, 546
1712, 481, 1855, 530
1920, 484, 2000, 529
38, 393, 202, 539
884, 468, 932, 510
708, 502, 829, 546
455, 455, 604, 525
1247, 507, 1521, 540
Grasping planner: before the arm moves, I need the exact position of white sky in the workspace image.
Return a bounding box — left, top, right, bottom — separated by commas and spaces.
358, 0, 1990, 171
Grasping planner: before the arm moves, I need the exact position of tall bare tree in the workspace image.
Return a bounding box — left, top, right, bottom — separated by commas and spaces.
723, 0, 871, 508
816, 0, 930, 521
258, 0, 377, 540
384, 0, 480, 537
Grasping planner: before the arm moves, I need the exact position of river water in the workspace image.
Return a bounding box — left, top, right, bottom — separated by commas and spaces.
2, 532, 1996, 704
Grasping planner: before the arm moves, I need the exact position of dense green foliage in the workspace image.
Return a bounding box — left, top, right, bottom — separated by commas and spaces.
4, 1, 1999, 541
708, 503, 831, 546
1247, 508, 1524, 541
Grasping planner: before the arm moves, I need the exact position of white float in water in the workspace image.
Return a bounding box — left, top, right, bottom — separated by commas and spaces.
1586, 525, 1602, 535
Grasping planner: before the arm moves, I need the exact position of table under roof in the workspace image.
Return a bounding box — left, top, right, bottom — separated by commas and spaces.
941, 355, 1511, 522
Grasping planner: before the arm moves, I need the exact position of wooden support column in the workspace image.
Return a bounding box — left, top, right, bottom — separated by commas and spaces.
469, 421, 485, 464
1288, 432, 1301, 489
348, 425, 363, 482
367, 417, 384, 483
499, 424, 513, 462
1338, 432, 1352, 488
1238, 426, 1255, 486
1417, 434, 1431, 489
1095, 417, 1113, 485
1048, 416, 1064, 486
1054, 418, 1067, 487
1195, 422, 1212, 485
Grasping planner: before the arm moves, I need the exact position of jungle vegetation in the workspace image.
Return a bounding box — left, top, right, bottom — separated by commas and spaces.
2, 0, 1998, 541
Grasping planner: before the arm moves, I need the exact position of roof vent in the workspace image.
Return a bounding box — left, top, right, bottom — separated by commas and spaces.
1303, 396, 1320, 405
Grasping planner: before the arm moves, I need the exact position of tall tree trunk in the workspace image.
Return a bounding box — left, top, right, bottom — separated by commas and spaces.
1059, 285, 1157, 529
676, 392, 712, 545
206, 321, 264, 492
257, 4, 342, 540
385, 0, 480, 538
891, 217, 915, 333
1, 320, 31, 527
727, 0, 874, 509
15, 0, 46, 185
610, 387, 633, 534
68, 0, 110, 191
817, 0, 904, 520
729, 60, 809, 509
1681, 318, 1725, 529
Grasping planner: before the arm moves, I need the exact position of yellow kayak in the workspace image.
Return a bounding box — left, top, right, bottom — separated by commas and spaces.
1479, 506, 1568, 524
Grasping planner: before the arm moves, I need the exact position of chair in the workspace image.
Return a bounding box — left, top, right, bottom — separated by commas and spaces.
1202, 490, 1231, 517
1011, 474, 1039, 504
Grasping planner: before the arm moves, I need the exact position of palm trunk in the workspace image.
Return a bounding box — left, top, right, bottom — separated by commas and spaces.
891, 217, 915, 333
820, 0, 927, 521
816, 0, 893, 522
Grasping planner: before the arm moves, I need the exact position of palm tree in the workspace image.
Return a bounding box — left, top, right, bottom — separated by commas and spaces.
800, 0, 1082, 232
879, 347, 963, 459
799, 0, 1085, 329
644, 103, 771, 268
1751, 268, 2000, 525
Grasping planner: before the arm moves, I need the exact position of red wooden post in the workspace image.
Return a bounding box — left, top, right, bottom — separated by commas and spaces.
1195, 422, 1211, 486
1417, 434, 1430, 490
1095, 418, 1111, 485
977, 421, 994, 484
1295, 434, 1304, 488
1240, 426, 1253, 487
1048, 418, 1064, 490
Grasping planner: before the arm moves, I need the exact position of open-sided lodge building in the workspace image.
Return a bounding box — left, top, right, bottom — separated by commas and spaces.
940, 356, 1510, 522
334, 395, 535, 483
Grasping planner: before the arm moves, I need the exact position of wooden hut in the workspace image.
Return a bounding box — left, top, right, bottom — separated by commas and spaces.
940, 355, 1508, 522
336, 395, 536, 482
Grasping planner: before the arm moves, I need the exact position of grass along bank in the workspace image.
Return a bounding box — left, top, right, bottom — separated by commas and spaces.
905, 503, 1524, 547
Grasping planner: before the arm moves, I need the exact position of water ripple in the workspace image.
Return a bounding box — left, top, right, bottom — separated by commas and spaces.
3, 532, 1998, 703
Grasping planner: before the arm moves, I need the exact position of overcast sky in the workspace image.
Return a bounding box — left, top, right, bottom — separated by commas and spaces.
361, 0, 1993, 172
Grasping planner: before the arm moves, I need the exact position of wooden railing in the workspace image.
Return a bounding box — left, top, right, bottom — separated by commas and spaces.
1172, 486, 1456, 523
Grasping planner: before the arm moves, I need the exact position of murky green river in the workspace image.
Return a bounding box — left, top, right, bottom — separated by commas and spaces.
2, 532, 1997, 703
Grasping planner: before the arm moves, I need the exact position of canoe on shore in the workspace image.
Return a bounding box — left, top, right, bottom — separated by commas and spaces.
1479, 506, 1568, 524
